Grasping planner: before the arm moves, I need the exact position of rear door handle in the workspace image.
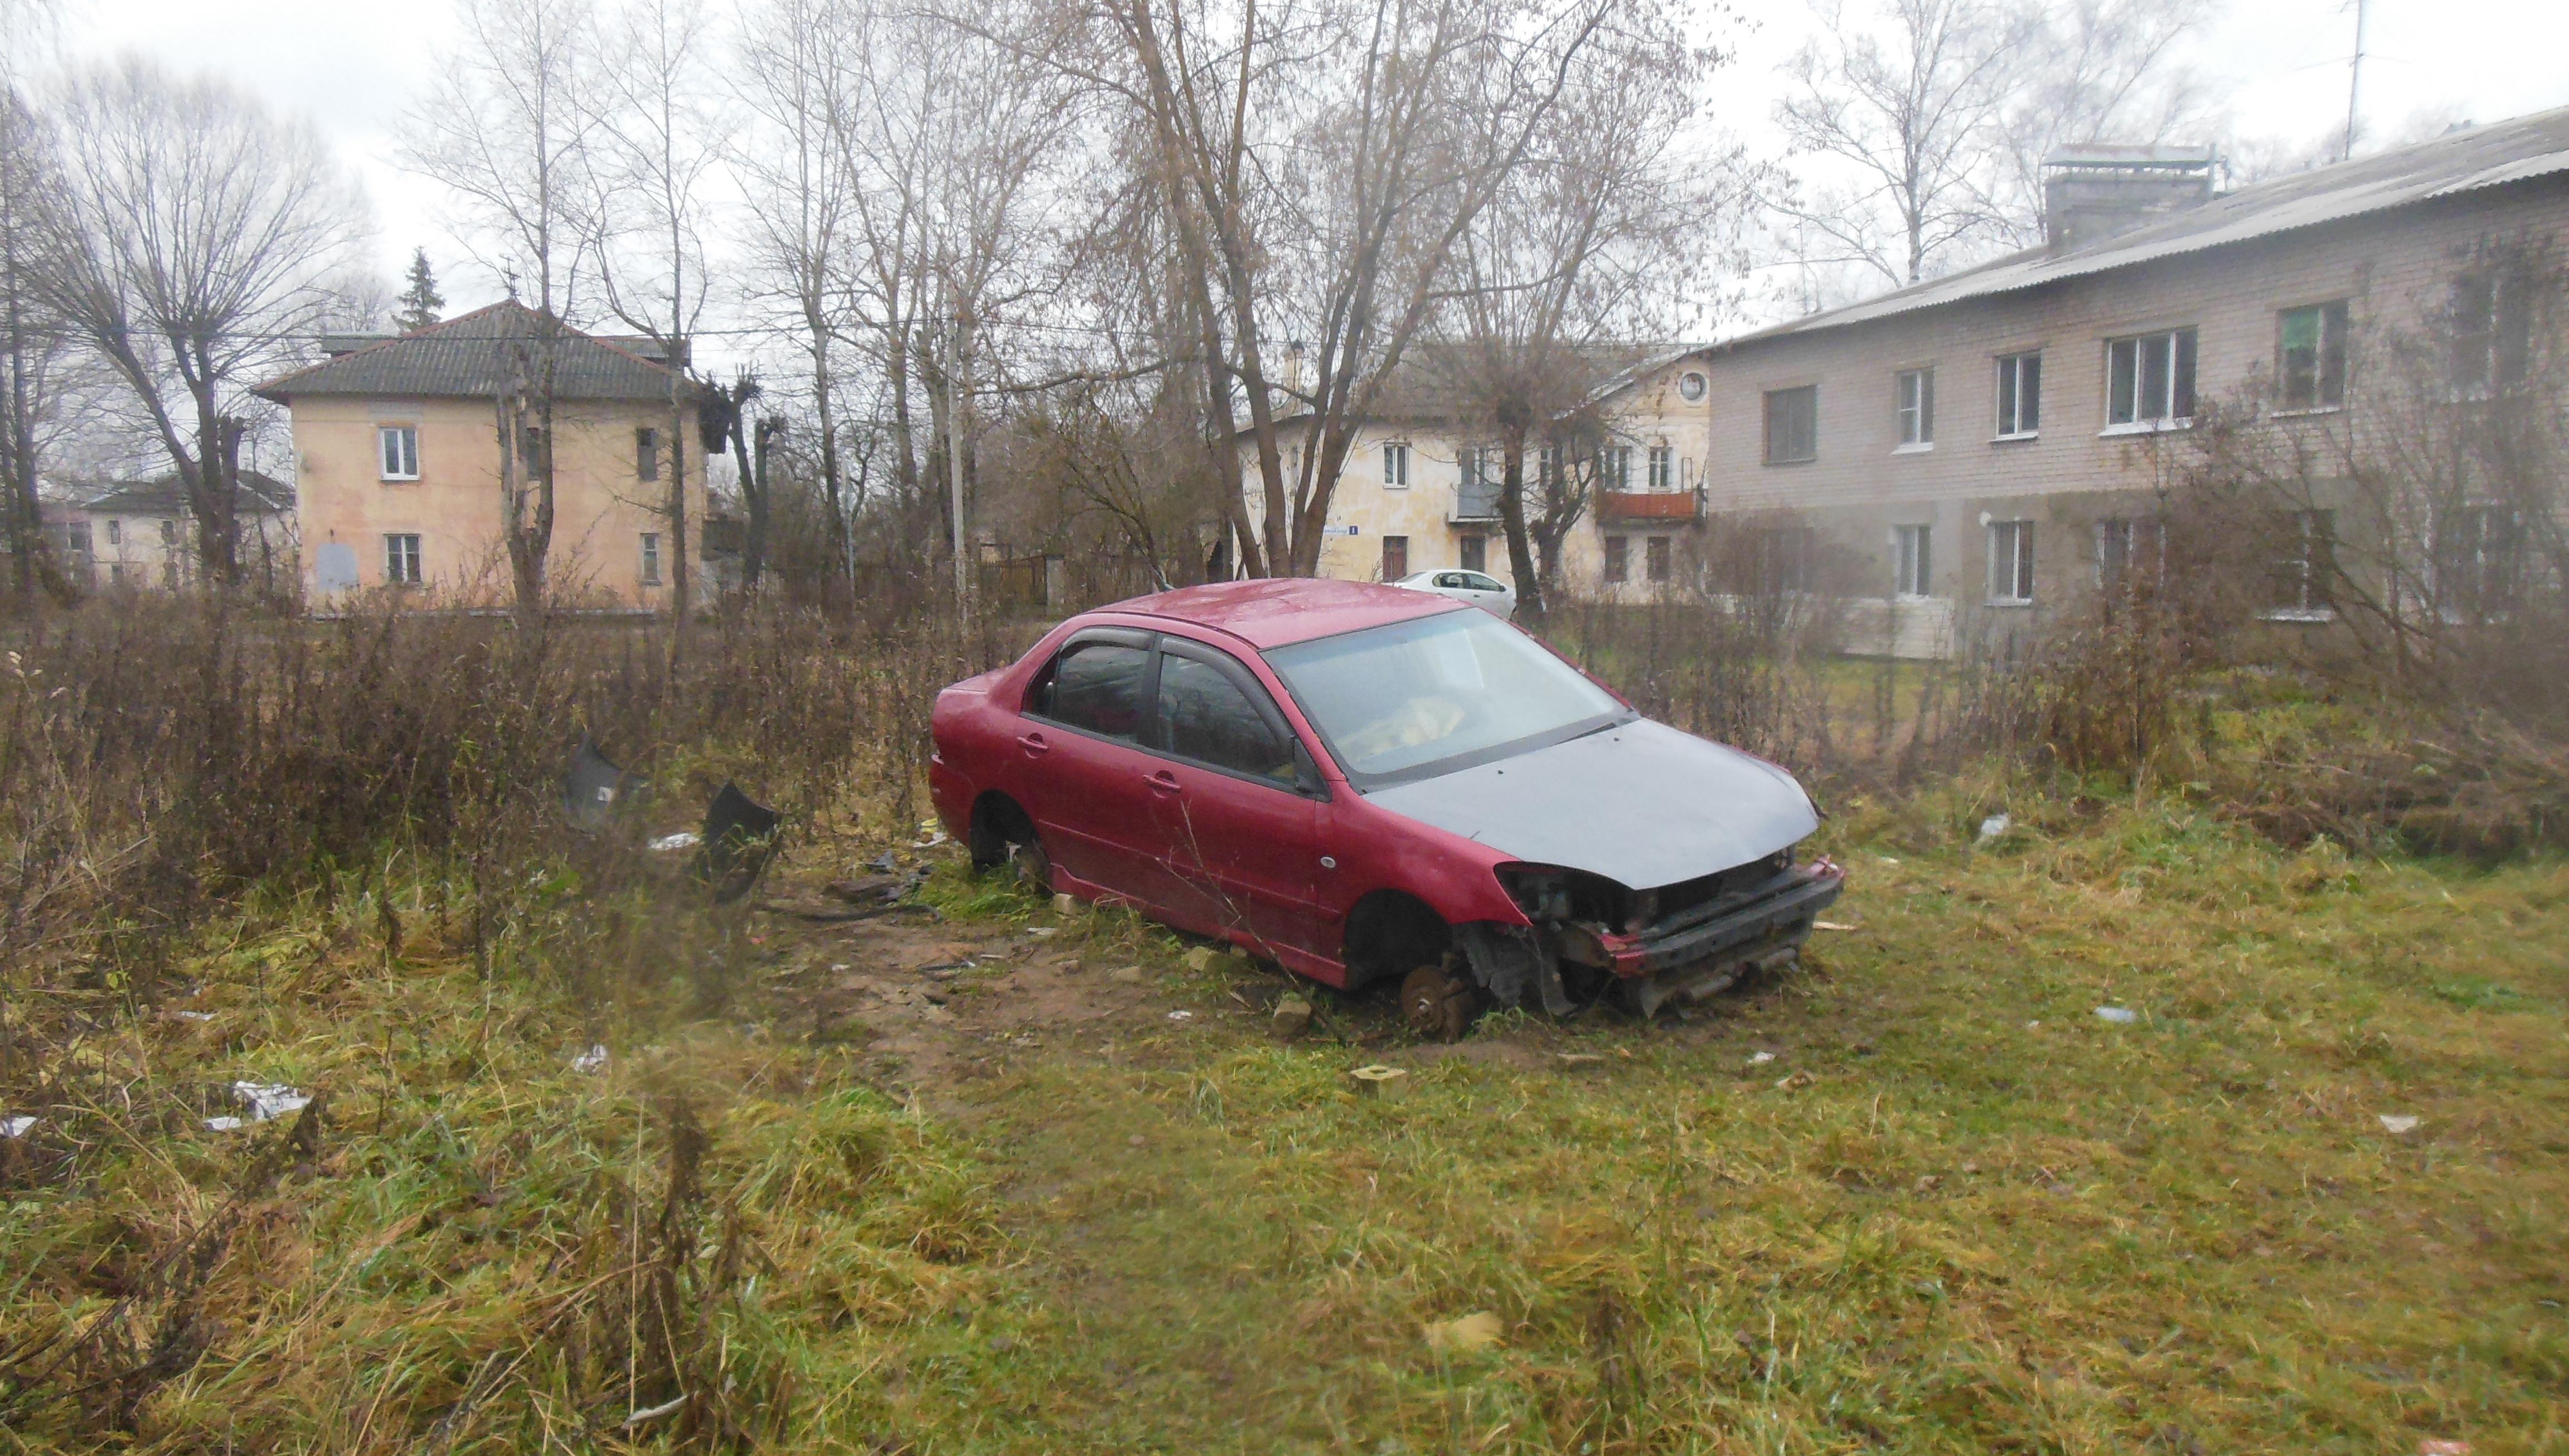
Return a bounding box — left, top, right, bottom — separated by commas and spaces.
1018, 731, 1050, 758
1143, 769, 1182, 795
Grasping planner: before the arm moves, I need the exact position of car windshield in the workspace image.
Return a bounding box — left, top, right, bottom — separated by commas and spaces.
1264, 609, 1627, 787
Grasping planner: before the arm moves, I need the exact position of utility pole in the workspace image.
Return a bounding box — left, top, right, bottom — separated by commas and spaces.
2344, 0, 2368, 163
947, 313, 969, 604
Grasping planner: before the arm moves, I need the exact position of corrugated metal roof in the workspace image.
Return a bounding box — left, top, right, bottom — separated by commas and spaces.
255, 301, 688, 402
1727, 105, 2569, 348
82, 470, 294, 516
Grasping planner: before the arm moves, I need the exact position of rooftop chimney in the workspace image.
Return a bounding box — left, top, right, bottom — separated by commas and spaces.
2042, 144, 2220, 250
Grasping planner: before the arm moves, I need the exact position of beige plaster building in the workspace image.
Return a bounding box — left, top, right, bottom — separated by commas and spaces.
78, 472, 297, 593
256, 303, 707, 609
1686, 109, 2569, 655
1238, 351, 1723, 599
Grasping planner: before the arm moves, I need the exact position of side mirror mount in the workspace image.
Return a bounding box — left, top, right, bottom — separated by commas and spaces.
1294, 741, 1328, 799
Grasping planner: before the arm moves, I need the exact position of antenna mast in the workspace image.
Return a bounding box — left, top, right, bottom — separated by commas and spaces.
2344, 0, 2368, 162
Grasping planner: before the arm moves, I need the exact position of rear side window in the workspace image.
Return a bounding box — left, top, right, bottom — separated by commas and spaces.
1033, 639, 1151, 740
1157, 654, 1296, 784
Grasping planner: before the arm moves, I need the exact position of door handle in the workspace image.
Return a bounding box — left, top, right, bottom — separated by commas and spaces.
1017, 731, 1050, 758
1143, 769, 1182, 795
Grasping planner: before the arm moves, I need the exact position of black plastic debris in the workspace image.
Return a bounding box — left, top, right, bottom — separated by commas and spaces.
563, 740, 647, 834
697, 782, 781, 904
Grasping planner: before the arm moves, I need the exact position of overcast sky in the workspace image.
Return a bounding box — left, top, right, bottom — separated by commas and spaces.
43, 0, 2569, 324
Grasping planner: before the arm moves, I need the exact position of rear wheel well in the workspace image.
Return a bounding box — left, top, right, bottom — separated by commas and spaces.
1342, 890, 1451, 988
969, 792, 1037, 872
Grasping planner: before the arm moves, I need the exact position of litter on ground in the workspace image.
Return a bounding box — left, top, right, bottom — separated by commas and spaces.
1423, 1311, 1505, 1355
572, 1044, 610, 1074
1, 1115, 36, 1138
1976, 813, 2011, 845
207, 1081, 309, 1131
2095, 1006, 2139, 1024
648, 831, 700, 853
2380, 1114, 2422, 1134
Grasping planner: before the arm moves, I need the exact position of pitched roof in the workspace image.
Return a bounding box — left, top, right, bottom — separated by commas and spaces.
82, 470, 294, 516
254, 301, 690, 404
1726, 105, 2569, 349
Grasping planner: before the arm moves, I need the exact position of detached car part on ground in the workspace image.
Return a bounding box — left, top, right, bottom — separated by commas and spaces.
929, 580, 1843, 1038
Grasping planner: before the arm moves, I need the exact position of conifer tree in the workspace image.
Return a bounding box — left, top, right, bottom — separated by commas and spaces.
392, 247, 444, 332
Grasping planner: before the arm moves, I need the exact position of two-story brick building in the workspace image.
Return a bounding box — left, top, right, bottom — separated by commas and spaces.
256, 302, 708, 609
1689, 108, 2569, 655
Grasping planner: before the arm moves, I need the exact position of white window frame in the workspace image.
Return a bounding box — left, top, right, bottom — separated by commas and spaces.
1646, 443, 1674, 492
384, 532, 423, 586
1892, 523, 1932, 599
1382, 440, 1410, 489
1602, 444, 1632, 492
1994, 352, 2041, 440
2094, 516, 2165, 590
1986, 520, 2034, 606
1676, 371, 1708, 404
1763, 386, 1817, 464
378, 424, 420, 481
1894, 368, 1933, 450
2261, 509, 2336, 622
2103, 328, 2197, 433
105, 518, 122, 546
639, 532, 663, 585
2276, 301, 2351, 414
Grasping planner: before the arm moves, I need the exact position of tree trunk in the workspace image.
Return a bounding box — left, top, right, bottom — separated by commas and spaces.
1496, 428, 1545, 623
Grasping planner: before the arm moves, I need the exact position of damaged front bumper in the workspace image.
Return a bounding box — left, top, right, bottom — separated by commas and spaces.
1457, 858, 1846, 1020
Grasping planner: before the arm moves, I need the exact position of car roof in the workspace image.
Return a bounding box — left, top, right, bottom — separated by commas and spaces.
1098, 577, 1466, 649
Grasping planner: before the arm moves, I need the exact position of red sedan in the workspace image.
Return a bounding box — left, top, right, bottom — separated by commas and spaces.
928, 579, 1843, 1038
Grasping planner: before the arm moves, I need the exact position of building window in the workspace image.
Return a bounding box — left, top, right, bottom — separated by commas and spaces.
517, 424, 547, 474
1646, 444, 1674, 492
1893, 523, 1932, 598
158, 518, 176, 545
2106, 328, 2197, 428
1458, 533, 1486, 572
1995, 352, 2041, 438
640, 532, 663, 585
1987, 520, 2034, 605
2431, 504, 2519, 618
1538, 443, 1563, 490
385, 533, 423, 586
1896, 368, 1933, 447
379, 424, 419, 481
1380, 535, 1408, 581
1646, 536, 1672, 584
1763, 386, 1817, 464
105, 518, 121, 546
1603, 535, 1628, 584
1677, 371, 1708, 403
2449, 274, 2531, 398
1758, 527, 1814, 594
2095, 516, 2164, 589
637, 427, 661, 482
108, 562, 129, 585
2267, 509, 2335, 618
1383, 441, 1410, 488
2277, 302, 2351, 411
1601, 444, 1631, 491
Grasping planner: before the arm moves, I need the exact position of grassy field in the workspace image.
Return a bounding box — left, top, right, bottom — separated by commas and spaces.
3, 788, 2565, 1453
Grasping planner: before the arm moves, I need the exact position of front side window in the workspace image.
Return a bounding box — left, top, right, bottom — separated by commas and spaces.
1764, 386, 1817, 464
1031, 637, 1152, 740
2096, 516, 2164, 589
1896, 368, 1934, 446
379, 424, 419, 480
637, 427, 661, 482
1758, 527, 1813, 594
2278, 302, 2352, 411
2106, 328, 2197, 428
2431, 504, 2518, 618
1893, 523, 1932, 598
1646, 444, 1674, 492
2268, 509, 2336, 616
105, 518, 122, 546
640, 532, 662, 585
1646, 535, 1672, 583
1538, 443, 1563, 489
385, 532, 423, 585
1380, 535, 1408, 581
1601, 444, 1631, 492
1458, 533, 1486, 572
1988, 520, 2034, 604
1603, 535, 1628, 584
1156, 651, 1296, 784
1264, 608, 1627, 788
1995, 352, 2041, 438
1383, 441, 1410, 488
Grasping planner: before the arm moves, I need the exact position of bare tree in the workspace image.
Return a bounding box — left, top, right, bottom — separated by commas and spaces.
37, 59, 365, 588
1984, 0, 2220, 247
594, 0, 726, 644
1773, 0, 2028, 290
402, 0, 603, 620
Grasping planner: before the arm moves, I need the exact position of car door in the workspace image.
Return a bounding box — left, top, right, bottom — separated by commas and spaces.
1463, 571, 1514, 615
1141, 637, 1327, 959
1014, 629, 1170, 904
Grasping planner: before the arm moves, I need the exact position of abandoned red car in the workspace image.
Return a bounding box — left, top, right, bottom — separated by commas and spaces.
928, 579, 1844, 1037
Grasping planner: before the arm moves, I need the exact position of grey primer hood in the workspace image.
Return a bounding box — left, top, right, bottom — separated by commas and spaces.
1365, 719, 1819, 891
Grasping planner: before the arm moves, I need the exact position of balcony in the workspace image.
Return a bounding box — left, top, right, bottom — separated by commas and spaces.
1450, 481, 1502, 524
1597, 489, 1703, 524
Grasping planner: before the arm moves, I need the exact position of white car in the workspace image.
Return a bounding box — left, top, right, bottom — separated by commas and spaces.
1394, 568, 1516, 617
